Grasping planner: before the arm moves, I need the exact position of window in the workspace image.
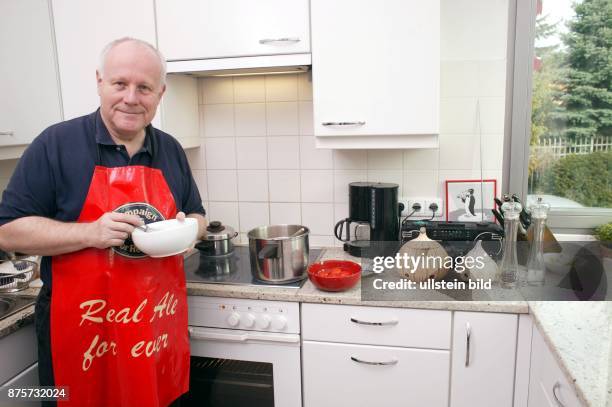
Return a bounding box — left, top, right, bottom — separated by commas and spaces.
506, 0, 612, 231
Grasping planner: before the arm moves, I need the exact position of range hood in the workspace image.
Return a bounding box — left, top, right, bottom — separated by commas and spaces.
166, 53, 311, 77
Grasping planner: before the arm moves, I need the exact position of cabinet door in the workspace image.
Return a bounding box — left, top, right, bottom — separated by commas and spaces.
303, 340, 449, 407
156, 0, 310, 61
528, 328, 582, 407
51, 0, 157, 121
450, 312, 518, 407
311, 0, 439, 142
0, 0, 62, 153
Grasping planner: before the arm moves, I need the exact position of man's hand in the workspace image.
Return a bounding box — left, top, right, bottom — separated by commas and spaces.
176, 211, 186, 221
85, 212, 144, 249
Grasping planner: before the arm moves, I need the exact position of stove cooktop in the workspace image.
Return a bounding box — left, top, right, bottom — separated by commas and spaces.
184, 245, 321, 288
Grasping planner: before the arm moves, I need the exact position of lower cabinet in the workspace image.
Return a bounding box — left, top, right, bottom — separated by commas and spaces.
528, 327, 582, 407
301, 303, 452, 407
302, 341, 449, 407
450, 312, 518, 407
301, 304, 525, 407
0, 323, 38, 385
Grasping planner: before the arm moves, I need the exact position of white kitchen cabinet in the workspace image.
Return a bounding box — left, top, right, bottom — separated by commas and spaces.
51, 0, 157, 121
302, 304, 451, 407
311, 0, 440, 149
302, 341, 449, 407
528, 326, 582, 407
302, 303, 451, 349
160, 75, 200, 149
0, 0, 62, 159
450, 312, 518, 407
156, 0, 310, 62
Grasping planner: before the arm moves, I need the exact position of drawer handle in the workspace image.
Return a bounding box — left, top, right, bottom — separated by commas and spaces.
350, 356, 398, 366
322, 121, 366, 127
552, 382, 566, 407
259, 37, 301, 44
350, 317, 398, 326
465, 322, 471, 367
0, 131, 14, 136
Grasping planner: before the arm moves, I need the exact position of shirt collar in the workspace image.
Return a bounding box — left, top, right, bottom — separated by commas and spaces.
94, 108, 153, 155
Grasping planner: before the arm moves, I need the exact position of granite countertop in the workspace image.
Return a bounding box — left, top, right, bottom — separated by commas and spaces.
528, 301, 612, 407
188, 247, 610, 407
2, 250, 609, 406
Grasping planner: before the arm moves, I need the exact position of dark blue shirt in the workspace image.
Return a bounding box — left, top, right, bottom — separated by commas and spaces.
0, 110, 205, 287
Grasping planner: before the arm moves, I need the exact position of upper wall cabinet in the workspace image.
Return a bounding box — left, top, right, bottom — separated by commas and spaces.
51, 0, 158, 122
156, 0, 310, 63
311, 0, 440, 149
0, 0, 62, 159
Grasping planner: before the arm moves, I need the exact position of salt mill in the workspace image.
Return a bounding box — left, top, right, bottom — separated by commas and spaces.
526, 197, 550, 286
499, 201, 522, 288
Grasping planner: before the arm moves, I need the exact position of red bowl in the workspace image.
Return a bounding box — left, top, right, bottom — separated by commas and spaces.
308, 260, 361, 292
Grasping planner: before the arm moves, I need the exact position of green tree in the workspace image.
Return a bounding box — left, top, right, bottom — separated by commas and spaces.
529, 14, 566, 192
554, 0, 612, 139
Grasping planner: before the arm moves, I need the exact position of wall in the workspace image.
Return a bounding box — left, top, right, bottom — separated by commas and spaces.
0, 0, 509, 248
187, 0, 509, 246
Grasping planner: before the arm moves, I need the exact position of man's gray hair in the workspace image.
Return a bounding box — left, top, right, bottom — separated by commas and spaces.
98, 37, 167, 85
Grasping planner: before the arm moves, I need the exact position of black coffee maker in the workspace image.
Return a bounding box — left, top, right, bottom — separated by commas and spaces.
334, 182, 400, 257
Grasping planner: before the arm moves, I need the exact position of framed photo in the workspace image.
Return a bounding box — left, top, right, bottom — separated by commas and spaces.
445, 179, 497, 222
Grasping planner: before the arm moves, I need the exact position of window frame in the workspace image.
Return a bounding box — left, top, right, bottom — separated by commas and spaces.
504, 0, 612, 232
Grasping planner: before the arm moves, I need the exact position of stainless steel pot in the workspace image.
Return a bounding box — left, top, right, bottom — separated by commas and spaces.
248, 225, 309, 283
197, 221, 238, 257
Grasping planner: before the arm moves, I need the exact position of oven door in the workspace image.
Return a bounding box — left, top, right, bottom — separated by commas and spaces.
182, 326, 302, 407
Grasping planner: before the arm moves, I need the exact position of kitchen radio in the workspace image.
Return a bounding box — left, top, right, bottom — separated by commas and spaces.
401, 220, 504, 258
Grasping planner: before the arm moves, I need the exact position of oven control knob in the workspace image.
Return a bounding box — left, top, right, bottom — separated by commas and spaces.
272, 315, 287, 330
243, 313, 256, 328
257, 314, 272, 329
227, 312, 241, 327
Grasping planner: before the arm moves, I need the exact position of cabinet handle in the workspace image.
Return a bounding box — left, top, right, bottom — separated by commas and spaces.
350, 317, 398, 326
322, 121, 366, 127
0, 131, 14, 136
259, 37, 301, 44
350, 356, 398, 366
465, 322, 471, 367
552, 382, 566, 407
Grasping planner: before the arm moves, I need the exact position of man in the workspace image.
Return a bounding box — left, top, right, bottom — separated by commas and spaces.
0, 37, 205, 406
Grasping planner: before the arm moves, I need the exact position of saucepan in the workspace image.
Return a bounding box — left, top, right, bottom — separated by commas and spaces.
196, 221, 238, 257
247, 225, 309, 284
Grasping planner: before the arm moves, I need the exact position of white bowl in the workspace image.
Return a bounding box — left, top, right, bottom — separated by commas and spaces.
132, 218, 198, 258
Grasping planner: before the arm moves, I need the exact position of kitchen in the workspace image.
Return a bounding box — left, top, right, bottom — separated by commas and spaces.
0, 0, 611, 406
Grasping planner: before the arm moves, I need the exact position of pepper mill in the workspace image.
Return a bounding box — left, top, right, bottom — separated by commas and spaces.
499, 201, 522, 288
526, 198, 550, 286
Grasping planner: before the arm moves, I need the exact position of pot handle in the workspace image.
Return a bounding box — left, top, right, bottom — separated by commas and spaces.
258, 243, 280, 260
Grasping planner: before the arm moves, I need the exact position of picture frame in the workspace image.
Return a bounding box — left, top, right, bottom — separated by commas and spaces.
445, 179, 497, 222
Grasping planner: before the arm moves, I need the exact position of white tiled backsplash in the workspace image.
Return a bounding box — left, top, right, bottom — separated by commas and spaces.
188, 0, 508, 246
0, 0, 508, 248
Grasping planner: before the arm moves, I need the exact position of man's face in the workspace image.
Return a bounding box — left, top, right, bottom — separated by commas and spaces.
97, 42, 165, 140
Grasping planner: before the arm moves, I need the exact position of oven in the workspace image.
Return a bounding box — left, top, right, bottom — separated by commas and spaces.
181, 296, 302, 407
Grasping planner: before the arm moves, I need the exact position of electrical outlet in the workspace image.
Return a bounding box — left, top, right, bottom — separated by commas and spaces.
425, 198, 444, 218
402, 196, 443, 218
408, 198, 427, 216
399, 198, 411, 216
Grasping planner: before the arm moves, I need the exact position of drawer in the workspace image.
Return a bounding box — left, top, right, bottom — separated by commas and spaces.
301, 303, 451, 349
303, 340, 450, 407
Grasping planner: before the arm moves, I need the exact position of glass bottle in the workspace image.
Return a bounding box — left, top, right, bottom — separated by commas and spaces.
526, 198, 550, 286
499, 201, 522, 288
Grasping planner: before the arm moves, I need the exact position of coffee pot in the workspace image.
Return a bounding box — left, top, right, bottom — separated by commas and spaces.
334, 182, 400, 257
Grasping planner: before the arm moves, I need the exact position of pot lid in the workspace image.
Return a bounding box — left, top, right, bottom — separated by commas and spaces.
203, 221, 236, 241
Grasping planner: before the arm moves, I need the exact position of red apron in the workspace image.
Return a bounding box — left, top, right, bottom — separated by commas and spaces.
51, 164, 190, 407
